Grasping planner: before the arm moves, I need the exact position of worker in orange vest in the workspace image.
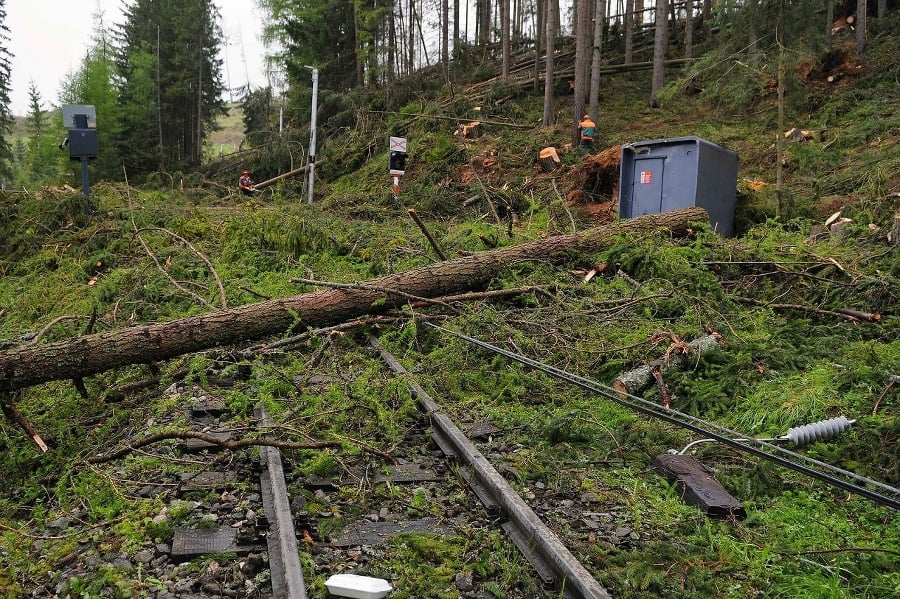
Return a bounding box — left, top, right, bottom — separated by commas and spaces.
578, 114, 597, 156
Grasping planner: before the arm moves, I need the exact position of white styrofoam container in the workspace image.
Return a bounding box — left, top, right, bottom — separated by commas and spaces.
324, 573, 393, 599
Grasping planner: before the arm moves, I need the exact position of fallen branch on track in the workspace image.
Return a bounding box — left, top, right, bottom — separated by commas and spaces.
86, 430, 342, 464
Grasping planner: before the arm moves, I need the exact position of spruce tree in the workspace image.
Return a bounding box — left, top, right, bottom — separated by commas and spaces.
115, 0, 226, 180
0, 0, 15, 183
25, 82, 63, 184
59, 9, 121, 182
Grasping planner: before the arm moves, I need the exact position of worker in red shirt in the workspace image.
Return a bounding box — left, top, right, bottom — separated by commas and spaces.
238, 169, 256, 195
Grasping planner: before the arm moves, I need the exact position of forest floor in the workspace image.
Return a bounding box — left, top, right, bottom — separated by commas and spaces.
0, 17, 898, 599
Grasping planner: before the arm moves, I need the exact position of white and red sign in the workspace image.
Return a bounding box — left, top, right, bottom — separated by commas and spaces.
390, 137, 407, 152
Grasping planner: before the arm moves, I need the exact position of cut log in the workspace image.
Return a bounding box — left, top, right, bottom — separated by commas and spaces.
454, 121, 482, 139
538, 147, 561, 173
613, 333, 725, 396
0, 207, 707, 393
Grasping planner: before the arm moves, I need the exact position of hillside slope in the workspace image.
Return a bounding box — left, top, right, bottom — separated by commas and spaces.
0, 14, 898, 599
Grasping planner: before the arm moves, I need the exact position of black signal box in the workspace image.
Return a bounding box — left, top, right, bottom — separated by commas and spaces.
68, 128, 98, 160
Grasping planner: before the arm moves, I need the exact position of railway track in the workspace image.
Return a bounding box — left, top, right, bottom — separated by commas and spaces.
23, 325, 896, 598
24, 335, 627, 598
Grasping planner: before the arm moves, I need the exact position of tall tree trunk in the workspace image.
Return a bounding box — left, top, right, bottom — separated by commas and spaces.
196, 60, 202, 164
501, 0, 511, 81
0, 209, 706, 394
825, 0, 833, 51
355, 3, 365, 86
534, 0, 544, 93
453, 0, 459, 49
684, 0, 693, 59
416, 7, 431, 65
855, 0, 867, 55
747, 0, 758, 58
775, 11, 785, 217
624, 0, 634, 65
552, 0, 560, 39
542, 0, 558, 125
442, 0, 449, 68
589, 0, 606, 120
649, 0, 668, 107
877, 0, 886, 18
396, 0, 407, 75
157, 24, 164, 172
409, 0, 416, 71
478, 0, 492, 44
573, 0, 591, 145
388, 3, 397, 82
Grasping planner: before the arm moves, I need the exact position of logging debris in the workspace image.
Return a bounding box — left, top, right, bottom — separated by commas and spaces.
613, 333, 725, 397
565, 144, 622, 224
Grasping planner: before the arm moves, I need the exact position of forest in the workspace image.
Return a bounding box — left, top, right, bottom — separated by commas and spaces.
0, 0, 897, 597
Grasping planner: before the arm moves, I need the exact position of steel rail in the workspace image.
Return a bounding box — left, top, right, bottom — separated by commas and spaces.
256, 406, 308, 599
370, 335, 612, 599
425, 323, 900, 511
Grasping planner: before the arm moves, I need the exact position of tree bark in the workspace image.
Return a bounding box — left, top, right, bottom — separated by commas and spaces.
533, 0, 544, 93
478, 0, 491, 44
624, 0, 635, 65
613, 333, 724, 396
0, 208, 707, 393
442, 0, 450, 68
855, 0, 867, 55
542, 0, 558, 125
683, 0, 693, 60
573, 0, 591, 145
649, 0, 668, 107
589, 0, 606, 121
501, 0, 511, 81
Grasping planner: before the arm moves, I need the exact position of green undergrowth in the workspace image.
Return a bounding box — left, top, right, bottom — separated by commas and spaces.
1, 23, 899, 598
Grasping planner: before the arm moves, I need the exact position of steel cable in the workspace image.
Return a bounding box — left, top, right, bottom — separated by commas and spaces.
425, 323, 900, 510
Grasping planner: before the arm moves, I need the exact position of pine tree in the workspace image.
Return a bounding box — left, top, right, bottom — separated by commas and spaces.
25, 82, 63, 184
59, 9, 121, 181
115, 0, 226, 180
0, 0, 15, 184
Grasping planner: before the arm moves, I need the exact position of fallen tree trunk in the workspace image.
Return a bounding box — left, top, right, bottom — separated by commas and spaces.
0, 207, 706, 393
254, 164, 314, 190
613, 333, 725, 396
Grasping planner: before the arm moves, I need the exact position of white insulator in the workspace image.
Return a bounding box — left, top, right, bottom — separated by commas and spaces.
783, 416, 856, 446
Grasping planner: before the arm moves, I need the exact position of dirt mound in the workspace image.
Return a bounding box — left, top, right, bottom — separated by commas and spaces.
565, 144, 622, 223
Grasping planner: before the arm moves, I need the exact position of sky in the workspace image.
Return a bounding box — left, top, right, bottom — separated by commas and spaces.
5, 0, 271, 117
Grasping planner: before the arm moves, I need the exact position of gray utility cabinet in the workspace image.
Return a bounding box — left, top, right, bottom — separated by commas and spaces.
619, 136, 738, 236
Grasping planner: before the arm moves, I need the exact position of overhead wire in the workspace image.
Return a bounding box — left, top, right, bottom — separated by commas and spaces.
424, 322, 900, 511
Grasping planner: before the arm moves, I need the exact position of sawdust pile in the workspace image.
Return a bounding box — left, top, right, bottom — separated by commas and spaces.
565, 144, 622, 223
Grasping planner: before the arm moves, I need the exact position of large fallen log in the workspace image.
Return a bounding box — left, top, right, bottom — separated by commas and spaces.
0, 207, 706, 393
